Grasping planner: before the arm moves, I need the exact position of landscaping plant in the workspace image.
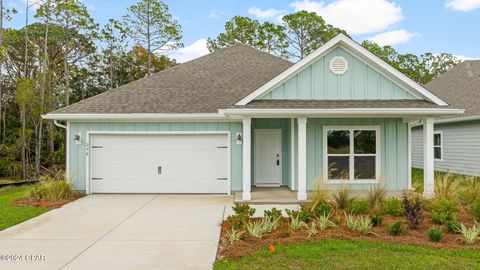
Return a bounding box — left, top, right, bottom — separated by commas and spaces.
367, 185, 387, 210
427, 226, 443, 242
354, 216, 375, 236
388, 221, 404, 236
264, 207, 282, 221
381, 197, 405, 216
289, 214, 307, 231
306, 222, 318, 238
402, 192, 424, 229
333, 185, 354, 209
245, 219, 268, 238
446, 218, 460, 234
285, 208, 311, 223
312, 203, 333, 218
228, 203, 256, 228
226, 215, 243, 230
454, 222, 480, 245
345, 213, 357, 231
430, 198, 457, 225
462, 177, 480, 204
470, 197, 480, 222
434, 173, 462, 206
347, 199, 369, 215
315, 212, 336, 230
369, 213, 383, 227
27, 179, 74, 201
225, 228, 245, 244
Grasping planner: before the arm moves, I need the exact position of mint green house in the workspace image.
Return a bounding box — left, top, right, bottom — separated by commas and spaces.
44, 34, 462, 201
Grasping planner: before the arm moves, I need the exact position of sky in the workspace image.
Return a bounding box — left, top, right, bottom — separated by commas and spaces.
4, 0, 480, 62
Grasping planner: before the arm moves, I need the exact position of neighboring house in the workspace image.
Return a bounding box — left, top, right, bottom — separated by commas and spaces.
412, 60, 480, 177
43, 34, 463, 200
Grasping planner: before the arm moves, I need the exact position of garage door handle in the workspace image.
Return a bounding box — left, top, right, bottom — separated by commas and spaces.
217, 177, 228, 181
158, 167, 162, 174
92, 177, 103, 180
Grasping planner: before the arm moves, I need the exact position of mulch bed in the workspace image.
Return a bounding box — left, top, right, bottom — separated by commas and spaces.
216, 209, 480, 259
14, 194, 84, 209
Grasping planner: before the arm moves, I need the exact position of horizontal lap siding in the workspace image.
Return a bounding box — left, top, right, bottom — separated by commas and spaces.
412, 120, 480, 176
306, 118, 409, 191
68, 121, 243, 192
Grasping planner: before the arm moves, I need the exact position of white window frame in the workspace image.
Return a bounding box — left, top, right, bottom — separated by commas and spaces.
323, 126, 380, 184
434, 131, 443, 162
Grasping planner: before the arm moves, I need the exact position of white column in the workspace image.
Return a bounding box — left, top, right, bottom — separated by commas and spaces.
242, 117, 252, 201
423, 117, 435, 198
297, 117, 307, 201
407, 122, 412, 190
290, 118, 296, 190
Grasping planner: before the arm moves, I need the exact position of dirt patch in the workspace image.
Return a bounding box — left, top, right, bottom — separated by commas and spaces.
14, 194, 83, 209
217, 210, 480, 259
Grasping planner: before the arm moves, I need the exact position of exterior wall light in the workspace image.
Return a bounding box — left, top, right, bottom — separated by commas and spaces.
236, 132, 243, 144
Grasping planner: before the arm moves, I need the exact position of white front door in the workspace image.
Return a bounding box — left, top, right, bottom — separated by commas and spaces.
254, 129, 282, 186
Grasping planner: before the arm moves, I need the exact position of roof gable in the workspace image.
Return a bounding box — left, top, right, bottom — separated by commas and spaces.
237, 34, 448, 106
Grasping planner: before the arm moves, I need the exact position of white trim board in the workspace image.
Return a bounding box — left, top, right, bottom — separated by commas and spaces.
235, 34, 449, 106
42, 113, 230, 121
85, 131, 231, 195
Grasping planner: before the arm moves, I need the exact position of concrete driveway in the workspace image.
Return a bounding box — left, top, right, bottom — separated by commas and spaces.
0, 194, 231, 270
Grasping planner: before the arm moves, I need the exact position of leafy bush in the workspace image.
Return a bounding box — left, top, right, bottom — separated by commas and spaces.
312, 203, 333, 218
347, 199, 369, 215
388, 221, 404, 236
225, 228, 244, 244
285, 208, 311, 223
226, 215, 243, 230
333, 185, 354, 209
402, 192, 424, 229
470, 197, 480, 222
382, 197, 405, 216
454, 223, 480, 245
369, 213, 383, 227
264, 207, 282, 221
430, 198, 457, 225
446, 218, 460, 234
427, 226, 443, 242
367, 186, 387, 210
233, 203, 256, 217
27, 179, 74, 201
228, 203, 256, 228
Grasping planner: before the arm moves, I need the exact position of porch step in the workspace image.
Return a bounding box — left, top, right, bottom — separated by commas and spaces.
234, 187, 310, 205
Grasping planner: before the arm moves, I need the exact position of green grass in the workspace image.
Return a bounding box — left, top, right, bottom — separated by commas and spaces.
411, 168, 480, 193
0, 185, 49, 231
214, 239, 480, 270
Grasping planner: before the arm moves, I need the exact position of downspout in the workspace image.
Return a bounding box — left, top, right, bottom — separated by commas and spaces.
53, 120, 67, 130
53, 120, 70, 185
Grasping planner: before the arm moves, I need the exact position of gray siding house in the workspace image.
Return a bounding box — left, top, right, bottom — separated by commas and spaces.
412, 60, 480, 176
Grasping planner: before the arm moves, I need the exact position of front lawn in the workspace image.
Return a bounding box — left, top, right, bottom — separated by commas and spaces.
214, 239, 480, 270
0, 185, 50, 231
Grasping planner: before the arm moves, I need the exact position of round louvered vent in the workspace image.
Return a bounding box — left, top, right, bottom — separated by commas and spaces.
329, 56, 348, 75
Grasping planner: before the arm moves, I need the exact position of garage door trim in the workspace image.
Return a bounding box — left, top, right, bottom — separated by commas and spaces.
85, 131, 231, 195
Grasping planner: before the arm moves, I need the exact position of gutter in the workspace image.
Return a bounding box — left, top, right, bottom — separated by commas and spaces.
53, 120, 67, 130
42, 113, 232, 121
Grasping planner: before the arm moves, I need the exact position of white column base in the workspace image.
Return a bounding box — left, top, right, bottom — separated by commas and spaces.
242, 192, 251, 201
297, 192, 307, 201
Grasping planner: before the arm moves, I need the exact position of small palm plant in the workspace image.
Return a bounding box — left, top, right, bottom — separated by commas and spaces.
454, 222, 480, 245
225, 228, 245, 244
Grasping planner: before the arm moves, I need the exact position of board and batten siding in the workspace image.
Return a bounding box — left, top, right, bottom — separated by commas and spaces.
304, 118, 409, 191
68, 121, 243, 192
412, 120, 480, 177
260, 46, 416, 101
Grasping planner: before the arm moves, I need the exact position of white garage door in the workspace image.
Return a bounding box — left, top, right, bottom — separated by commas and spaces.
89, 133, 229, 194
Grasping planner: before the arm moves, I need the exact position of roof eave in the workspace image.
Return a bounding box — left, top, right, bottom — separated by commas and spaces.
41, 113, 231, 121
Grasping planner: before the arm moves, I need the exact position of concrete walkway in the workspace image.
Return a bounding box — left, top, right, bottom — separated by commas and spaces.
0, 194, 230, 270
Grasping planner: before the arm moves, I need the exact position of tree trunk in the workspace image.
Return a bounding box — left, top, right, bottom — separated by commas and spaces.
21, 107, 27, 179
63, 45, 69, 105
48, 120, 55, 162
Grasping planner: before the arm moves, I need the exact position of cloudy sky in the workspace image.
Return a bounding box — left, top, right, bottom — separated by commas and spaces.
5, 0, 480, 62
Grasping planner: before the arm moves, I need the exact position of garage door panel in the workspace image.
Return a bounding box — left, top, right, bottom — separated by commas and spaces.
90, 134, 229, 193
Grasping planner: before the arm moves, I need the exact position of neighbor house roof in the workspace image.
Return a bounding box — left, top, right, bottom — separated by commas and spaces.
425, 60, 480, 122
48, 44, 293, 114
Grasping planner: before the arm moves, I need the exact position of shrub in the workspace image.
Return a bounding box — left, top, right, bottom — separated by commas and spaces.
226, 215, 242, 230
233, 203, 256, 217
230, 203, 256, 227
454, 223, 480, 245
285, 208, 311, 223
225, 228, 244, 244
446, 218, 460, 234
312, 203, 333, 218
434, 173, 462, 206
289, 214, 307, 231
367, 185, 387, 210
427, 226, 443, 242
333, 185, 354, 209
306, 223, 318, 238
388, 221, 404, 236
345, 213, 357, 231
245, 219, 269, 238
264, 207, 282, 221
462, 177, 480, 204
354, 216, 374, 236
347, 199, 369, 215
403, 192, 424, 229
27, 179, 74, 201
382, 197, 405, 216
369, 213, 383, 227
430, 198, 457, 225
470, 197, 480, 222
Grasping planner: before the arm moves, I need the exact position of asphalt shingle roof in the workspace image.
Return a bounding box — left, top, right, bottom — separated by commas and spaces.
425, 60, 480, 119
50, 44, 293, 114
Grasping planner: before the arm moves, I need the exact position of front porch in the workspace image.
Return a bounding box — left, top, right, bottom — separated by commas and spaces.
234, 187, 303, 204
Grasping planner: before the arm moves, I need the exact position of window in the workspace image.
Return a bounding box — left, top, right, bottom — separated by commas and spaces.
434, 132, 442, 161
325, 127, 379, 182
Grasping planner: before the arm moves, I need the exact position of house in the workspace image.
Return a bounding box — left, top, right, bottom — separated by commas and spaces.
43, 34, 463, 201
412, 60, 480, 177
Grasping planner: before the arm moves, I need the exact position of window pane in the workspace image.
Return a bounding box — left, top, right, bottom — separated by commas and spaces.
354, 156, 376, 179
328, 156, 349, 179
434, 134, 441, 146
354, 130, 376, 154
434, 147, 442, 159
327, 130, 350, 154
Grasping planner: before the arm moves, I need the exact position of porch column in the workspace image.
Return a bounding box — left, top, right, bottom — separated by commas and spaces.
423, 117, 435, 198
242, 117, 252, 201
297, 117, 307, 201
